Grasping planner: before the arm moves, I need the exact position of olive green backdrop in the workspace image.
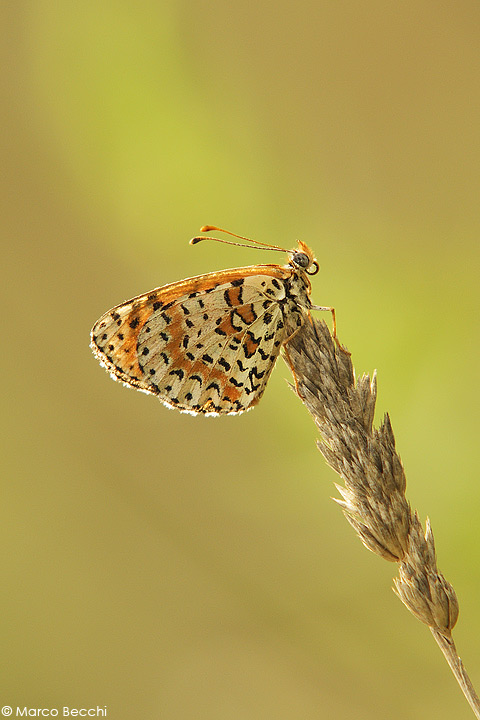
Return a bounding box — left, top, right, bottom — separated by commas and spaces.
2, 2, 479, 718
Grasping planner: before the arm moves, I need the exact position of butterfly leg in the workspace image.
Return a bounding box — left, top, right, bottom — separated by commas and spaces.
282, 323, 309, 398
309, 305, 351, 355
310, 304, 337, 337
282, 342, 304, 400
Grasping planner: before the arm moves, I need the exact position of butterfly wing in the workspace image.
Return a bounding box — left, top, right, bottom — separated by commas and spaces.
91, 266, 293, 415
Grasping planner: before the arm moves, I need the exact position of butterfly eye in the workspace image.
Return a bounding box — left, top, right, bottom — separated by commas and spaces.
292, 252, 310, 269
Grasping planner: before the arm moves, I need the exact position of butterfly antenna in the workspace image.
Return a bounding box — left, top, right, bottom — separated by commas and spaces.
190, 225, 289, 253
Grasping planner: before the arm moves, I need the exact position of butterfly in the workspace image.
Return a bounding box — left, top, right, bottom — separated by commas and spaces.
90, 225, 338, 416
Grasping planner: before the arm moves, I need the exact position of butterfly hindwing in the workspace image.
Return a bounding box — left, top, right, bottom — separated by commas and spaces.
91, 268, 293, 415
90, 295, 153, 389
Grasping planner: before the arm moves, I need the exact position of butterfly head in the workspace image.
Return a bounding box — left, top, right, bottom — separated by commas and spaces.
289, 241, 319, 276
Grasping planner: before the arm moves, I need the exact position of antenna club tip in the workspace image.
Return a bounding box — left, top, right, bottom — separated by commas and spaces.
200, 225, 217, 232
189, 237, 202, 245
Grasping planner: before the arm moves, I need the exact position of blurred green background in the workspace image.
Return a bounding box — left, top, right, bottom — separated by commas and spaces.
2, 2, 479, 718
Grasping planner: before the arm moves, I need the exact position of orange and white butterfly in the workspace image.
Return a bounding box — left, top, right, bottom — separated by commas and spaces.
90, 226, 337, 416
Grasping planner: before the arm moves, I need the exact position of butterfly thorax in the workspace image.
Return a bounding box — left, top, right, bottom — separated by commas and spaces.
279, 265, 313, 337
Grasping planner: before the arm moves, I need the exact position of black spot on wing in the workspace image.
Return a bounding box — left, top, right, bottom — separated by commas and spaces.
218, 358, 231, 371
229, 377, 244, 387
169, 368, 185, 380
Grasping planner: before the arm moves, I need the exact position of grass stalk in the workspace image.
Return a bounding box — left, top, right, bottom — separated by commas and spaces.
284, 318, 479, 718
